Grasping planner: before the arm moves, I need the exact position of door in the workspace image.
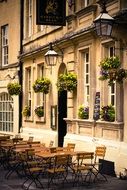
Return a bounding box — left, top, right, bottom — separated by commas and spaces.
58, 90, 67, 147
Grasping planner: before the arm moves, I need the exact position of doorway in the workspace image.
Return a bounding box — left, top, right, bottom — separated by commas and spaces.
58, 90, 67, 147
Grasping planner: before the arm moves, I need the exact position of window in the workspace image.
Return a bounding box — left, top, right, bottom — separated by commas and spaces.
28, 0, 32, 37
84, 51, 90, 106
28, 68, 31, 114
109, 46, 116, 106
0, 93, 13, 132
81, 0, 91, 8
25, 67, 32, 116
1, 25, 8, 66
36, 64, 45, 119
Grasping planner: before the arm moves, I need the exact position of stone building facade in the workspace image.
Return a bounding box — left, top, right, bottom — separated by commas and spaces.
0, 0, 127, 173
20, 0, 127, 173
0, 0, 21, 136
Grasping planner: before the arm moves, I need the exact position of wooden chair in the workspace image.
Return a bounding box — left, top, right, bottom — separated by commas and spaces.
21, 150, 44, 190
4, 148, 22, 179
56, 147, 64, 153
71, 152, 94, 186
14, 143, 30, 152
92, 146, 107, 182
27, 136, 34, 142
0, 135, 10, 142
67, 143, 75, 152
50, 147, 56, 153
29, 142, 42, 153
49, 140, 54, 147
46, 154, 70, 188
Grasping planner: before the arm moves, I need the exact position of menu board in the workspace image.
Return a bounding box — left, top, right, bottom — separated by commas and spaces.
93, 92, 100, 121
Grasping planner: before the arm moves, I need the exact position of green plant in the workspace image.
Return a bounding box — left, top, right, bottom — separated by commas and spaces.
78, 105, 89, 119
34, 106, 44, 117
116, 68, 127, 83
22, 106, 31, 117
33, 77, 51, 94
7, 82, 21, 95
99, 56, 121, 70
99, 56, 127, 85
100, 105, 115, 122
56, 72, 77, 92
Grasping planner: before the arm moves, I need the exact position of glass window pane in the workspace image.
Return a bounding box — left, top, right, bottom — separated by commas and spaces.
111, 95, 114, 105
86, 64, 89, 73
0, 93, 13, 132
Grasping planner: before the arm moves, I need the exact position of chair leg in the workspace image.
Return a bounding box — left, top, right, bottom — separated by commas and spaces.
72, 171, 83, 186
22, 173, 44, 190
93, 166, 108, 182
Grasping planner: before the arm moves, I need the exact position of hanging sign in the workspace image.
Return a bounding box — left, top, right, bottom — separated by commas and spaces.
93, 92, 100, 121
36, 0, 66, 26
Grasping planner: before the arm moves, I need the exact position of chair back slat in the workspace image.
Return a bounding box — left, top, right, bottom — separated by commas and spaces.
76, 152, 94, 165
94, 146, 106, 163
50, 147, 56, 153
49, 140, 54, 147
95, 147, 106, 156
67, 143, 75, 151
56, 147, 64, 152
55, 154, 69, 167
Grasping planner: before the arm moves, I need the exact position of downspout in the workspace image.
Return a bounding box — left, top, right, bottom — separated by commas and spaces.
18, 0, 24, 133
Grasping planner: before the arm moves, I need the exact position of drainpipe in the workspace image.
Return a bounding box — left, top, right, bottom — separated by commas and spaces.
18, 0, 24, 133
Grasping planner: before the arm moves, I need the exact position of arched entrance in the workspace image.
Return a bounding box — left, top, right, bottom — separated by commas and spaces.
58, 63, 67, 147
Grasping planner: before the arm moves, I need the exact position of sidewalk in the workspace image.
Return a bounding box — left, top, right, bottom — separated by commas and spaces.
0, 167, 127, 190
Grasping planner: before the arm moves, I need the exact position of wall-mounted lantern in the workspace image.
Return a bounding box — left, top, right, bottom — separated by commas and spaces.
94, 0, 114, 37
45, 42, 64, 67
45, 43, 59, 66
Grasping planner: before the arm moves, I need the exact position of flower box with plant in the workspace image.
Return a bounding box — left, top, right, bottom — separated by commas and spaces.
56, 72, 77, 92
99, 56, 121, 71
100, 105, 115, 122
34, 106, 44, 117
22, 106, 31, 117
7, 82, 21, 95
99, 56, 127, 85
78, 105, 89, 119
33, 77, 51, 94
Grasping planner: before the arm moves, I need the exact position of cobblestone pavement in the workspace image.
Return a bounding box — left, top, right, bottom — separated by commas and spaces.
0, 167, 127, 190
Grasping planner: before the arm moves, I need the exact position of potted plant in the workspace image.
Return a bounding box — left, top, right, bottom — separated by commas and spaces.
33, 77, 51, 94
99, 56, 127, 85
22, 106, 31, 117
116, 68, 127, 84
7, 82, 21, 95
34, 106, 44, 117
100, 105, 115, 122
99, 56, 121, 71
56, 72, 77, 92
78, 105, 89, 119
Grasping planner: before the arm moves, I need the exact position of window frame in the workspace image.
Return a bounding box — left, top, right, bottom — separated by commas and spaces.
84, 50, 90, 106
28, 67, 32, 115
36, 64, 45, 122
108, 45, 116, 107
1, 25, 8, 66
0, 93, 13, 132
28, 0, 32, 37
24, 67, 32, 118
81, 0, 92, 9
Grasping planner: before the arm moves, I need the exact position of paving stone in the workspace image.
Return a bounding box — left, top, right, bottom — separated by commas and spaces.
0, 167, 127, 190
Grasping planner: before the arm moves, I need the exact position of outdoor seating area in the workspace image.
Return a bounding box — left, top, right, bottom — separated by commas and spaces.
0, 135, 109, 189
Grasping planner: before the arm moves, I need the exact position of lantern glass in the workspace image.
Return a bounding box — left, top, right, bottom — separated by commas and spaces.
45, 45, 59, 66
94, 13, 114, 37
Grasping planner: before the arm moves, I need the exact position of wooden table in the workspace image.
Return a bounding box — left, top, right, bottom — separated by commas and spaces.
12, 138, 23, 144
35, 150, 94, 158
